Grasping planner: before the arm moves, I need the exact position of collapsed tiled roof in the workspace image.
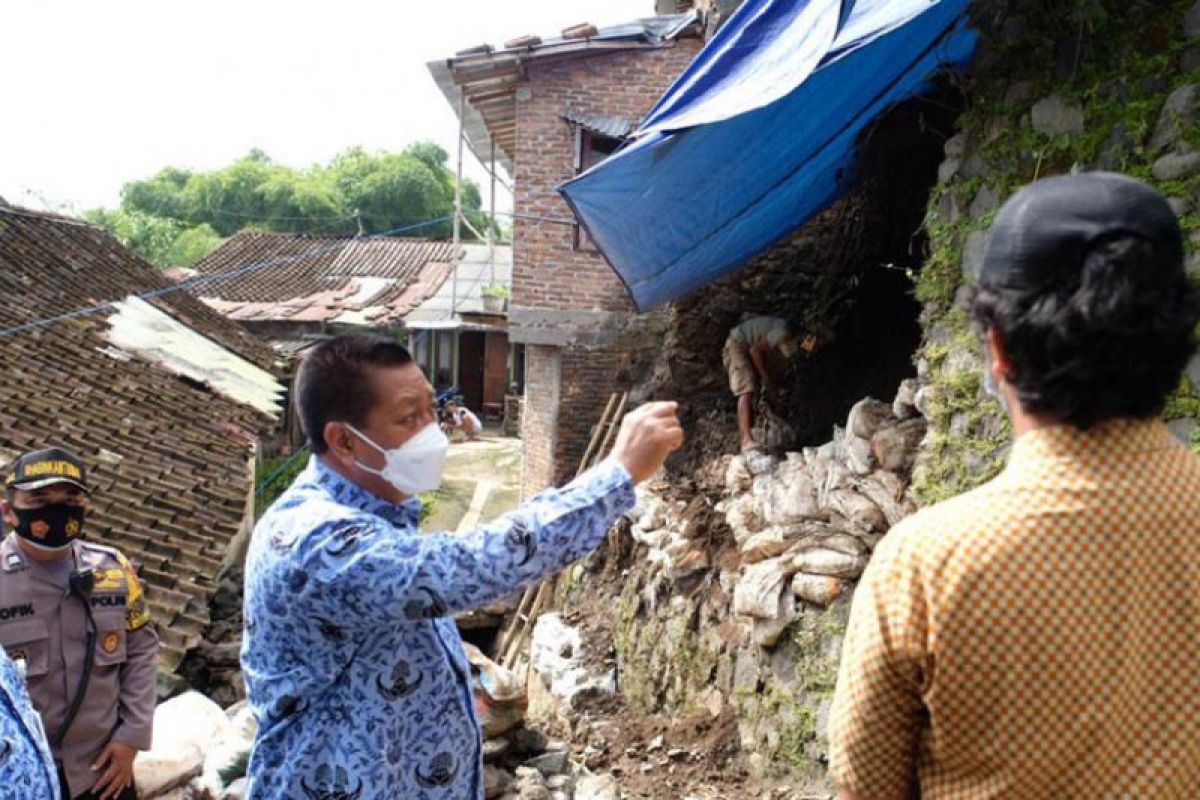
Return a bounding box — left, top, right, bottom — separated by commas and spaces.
189, 231, 463, 326
0, 204, 283, 672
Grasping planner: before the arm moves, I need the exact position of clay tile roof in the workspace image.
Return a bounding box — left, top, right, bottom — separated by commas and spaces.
0, 204, 282, 673
188, 231, 463, 325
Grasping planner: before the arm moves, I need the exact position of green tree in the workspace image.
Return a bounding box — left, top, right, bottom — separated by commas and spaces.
90, 141, 486, 269
165, 224, 223, 267
85, 207, 184, 266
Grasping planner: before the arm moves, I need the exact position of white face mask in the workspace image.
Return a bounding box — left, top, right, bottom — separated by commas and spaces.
346, 423, 449, 496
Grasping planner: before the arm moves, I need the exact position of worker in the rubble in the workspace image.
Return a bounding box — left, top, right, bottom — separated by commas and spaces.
723, 315, 816, 452
242, 334, 682, 799
0, 645, 60, 797
828, 173, 1200, 799
0, 447, 158, 800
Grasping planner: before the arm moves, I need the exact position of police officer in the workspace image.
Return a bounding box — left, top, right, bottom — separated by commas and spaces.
0, 448, 158, 800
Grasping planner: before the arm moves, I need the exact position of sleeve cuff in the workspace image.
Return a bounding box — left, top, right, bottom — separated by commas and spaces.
571, 459, 636, 510
112, 725, 152, 751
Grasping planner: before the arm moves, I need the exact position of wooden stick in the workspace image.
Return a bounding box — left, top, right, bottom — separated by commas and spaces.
497, 391, 630, 669
577, 392, 619, 475
591, 392, 628, 471
494, 584, 537, 664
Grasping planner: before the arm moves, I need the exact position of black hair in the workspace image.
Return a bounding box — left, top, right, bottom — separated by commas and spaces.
971, 234, 1200, 429
295, 335, 414, 454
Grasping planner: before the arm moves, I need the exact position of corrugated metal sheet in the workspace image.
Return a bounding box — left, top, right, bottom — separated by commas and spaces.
561, 111, 636, 139
405, 243, 513, 324
106, 296, 286, 418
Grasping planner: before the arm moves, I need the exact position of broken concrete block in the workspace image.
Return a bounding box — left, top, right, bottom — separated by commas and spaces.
530, 614, 615, 710
574, 773, 621, 800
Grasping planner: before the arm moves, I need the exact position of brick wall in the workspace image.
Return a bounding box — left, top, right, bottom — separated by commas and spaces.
514, 40, 701, 495
552, 348, 629, 485
512, 42, 702, 315
520, 345, 560, 498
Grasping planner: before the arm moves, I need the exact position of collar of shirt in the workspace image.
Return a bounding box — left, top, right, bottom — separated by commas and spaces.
309, 455, 423, 528
1004, 417, 1177, 484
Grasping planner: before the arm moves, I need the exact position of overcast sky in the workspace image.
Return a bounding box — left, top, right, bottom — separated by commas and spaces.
0, 0, 651, 215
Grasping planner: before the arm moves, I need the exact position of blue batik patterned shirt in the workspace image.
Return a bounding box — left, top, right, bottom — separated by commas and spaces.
242, 455, 634, 800
0, 648, 58, 798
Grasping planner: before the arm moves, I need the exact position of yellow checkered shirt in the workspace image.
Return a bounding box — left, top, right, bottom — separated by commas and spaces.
828, 419, 1200, 798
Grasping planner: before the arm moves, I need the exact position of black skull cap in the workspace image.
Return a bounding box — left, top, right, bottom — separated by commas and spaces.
980, 172, 1184, 290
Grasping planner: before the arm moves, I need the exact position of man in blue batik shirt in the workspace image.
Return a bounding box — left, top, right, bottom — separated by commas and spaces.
0, 645, 60, 797
242, 334, 682, 799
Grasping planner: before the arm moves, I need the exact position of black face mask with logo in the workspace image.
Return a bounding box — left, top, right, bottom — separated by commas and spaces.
12, 504, 86, 550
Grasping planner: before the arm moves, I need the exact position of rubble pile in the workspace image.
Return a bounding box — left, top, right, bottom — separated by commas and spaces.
174, 569, 247, 709
632, 380, 923, 635
584, 380, 928, 792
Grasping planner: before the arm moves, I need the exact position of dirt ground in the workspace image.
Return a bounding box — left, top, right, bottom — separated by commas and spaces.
423, 426, 522, 533
528, 518, 821, 800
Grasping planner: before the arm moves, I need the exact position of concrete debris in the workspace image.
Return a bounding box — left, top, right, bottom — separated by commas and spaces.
574, 773, 622, 800
531, 613, 616, 709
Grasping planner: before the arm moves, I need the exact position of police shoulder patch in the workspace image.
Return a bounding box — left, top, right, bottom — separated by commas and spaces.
114, 552, 151, 631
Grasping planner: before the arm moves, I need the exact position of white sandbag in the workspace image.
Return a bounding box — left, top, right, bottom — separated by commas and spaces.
135, 691, 231, 798
733, 557, 793, 619
724, 494, 766, 544
194, 702, 257, 797
791, 548, 869, 579
740, 527, 802, 564
847, 398, 895, 440
792, 573, 847, 606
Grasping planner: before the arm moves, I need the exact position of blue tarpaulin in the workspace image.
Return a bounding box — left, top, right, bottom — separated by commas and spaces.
559, 0, 978, 310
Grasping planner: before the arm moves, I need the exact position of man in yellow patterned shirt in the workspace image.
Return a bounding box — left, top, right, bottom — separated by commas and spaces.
829, 172, 1200, 799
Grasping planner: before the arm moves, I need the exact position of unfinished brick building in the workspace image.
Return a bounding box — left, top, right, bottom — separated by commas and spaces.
431, 13, 704, 495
